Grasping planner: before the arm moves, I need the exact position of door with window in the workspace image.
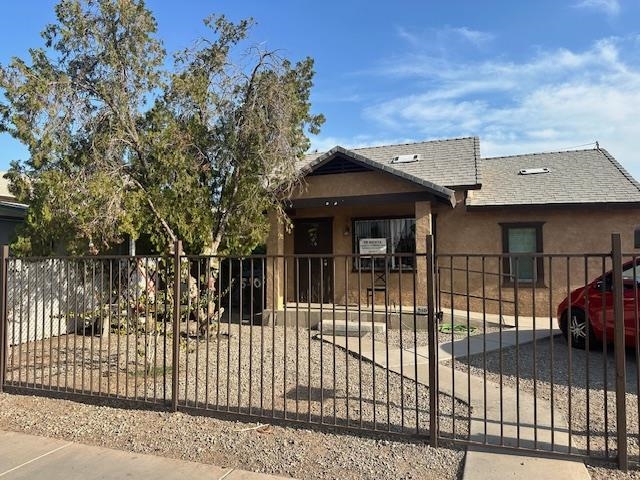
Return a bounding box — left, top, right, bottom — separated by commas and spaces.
293, 218, 333, 303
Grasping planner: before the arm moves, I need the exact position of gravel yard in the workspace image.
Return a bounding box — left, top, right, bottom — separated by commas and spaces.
2, 321, 470, 479
0, 391, 465, 480
447, 333, 640, 476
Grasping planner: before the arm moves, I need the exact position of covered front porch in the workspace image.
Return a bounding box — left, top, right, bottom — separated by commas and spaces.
264, 146, 459, 327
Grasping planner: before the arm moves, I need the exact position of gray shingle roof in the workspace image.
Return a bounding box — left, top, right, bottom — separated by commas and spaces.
299, 136, 480, 189
467, 148, 640, 207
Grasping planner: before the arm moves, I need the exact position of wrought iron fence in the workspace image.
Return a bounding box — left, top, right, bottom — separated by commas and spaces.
0, 234, 635, 470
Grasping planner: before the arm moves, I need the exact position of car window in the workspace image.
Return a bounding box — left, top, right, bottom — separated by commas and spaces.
622, 264, 640, 282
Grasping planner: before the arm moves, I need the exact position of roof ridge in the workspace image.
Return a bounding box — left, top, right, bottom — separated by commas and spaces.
350, 136, 476, 152
480, 147, 599, 161
598, 148, 640, 193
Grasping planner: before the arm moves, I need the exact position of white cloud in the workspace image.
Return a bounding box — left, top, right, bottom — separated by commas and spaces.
574, 0, 621, 16
362, 38, 640, 176
395, 25, 494, 51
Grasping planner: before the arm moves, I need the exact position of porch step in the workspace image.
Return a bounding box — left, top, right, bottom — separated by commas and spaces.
317, 319, 386, 336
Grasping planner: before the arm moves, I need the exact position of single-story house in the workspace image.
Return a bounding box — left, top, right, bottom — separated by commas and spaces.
265, 137, 640, 319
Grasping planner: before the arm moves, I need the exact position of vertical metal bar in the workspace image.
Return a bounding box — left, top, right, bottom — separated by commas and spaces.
532, 256, 537, 449
90, 261, 95, 394
412, 255, 418, 434
108, 260, 112, 397
601, 256, 609, 457
450, 256, 455, 438
319, 257, 324, 424
282, 257, 288, 419
548, 257, 555, 450
482, 256, 487, 443
584, 256, 591, 456
195, 259, 201, 407
398, 258, 404, 433
611, 233, 628, 471
171, 241, 182, 412
215, 257, 222, 410
426, 236, 438, 447
260, 256, 265, 416
466, 255, 471, 440
345, 256, 350, 427
25, 262, 30, 387
81, 260, 86, 392
310, 256, 314, 423
184, 259, 191, 407
19, 259, 25, 387
357, 254, 363, 429
371, 259, 377, 429
514, 257, 520, 447
0, 246, 8, 392
238, 258, 243, 413
271, 256, 276, 418
34, 260, 39, 388
116, 260, 122, 398
295, 257, 300, 420
205, 258, 212, 408
384, 254, 389, 432
98, 261, 104, 397
567, 256, 573, 454
249, 257, 254, 415
49, 260, 54, 390
64, 260, 69, 391
227, 257, 233, 410
10, 259, 15, 385
498, 255, 503, 444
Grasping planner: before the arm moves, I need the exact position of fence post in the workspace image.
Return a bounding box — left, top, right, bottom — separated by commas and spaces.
0, 246, 7, 393
171, 240, 182, 412
426, 235, 438, 447
611, 233, 628, 471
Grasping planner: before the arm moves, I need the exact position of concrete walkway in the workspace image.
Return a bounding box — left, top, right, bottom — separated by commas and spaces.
321, 327, 591, 480
0, 430, 291, 480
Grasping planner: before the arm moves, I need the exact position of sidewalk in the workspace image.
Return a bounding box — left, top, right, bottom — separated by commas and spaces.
0, 430, 291, 480
320, 331, 590, 480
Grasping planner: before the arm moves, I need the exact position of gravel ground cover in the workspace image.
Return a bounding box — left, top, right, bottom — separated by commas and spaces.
446, 333, 640, 476
0, 392, 465, 480
6, 324, 470, 439
372, 324, 502, 349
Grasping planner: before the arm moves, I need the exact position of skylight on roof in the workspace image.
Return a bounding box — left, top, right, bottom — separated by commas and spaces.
519, 167, 550, 176
391, 154, 421, 164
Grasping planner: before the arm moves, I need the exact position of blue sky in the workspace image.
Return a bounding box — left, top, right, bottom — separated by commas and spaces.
2, 0, 640, 176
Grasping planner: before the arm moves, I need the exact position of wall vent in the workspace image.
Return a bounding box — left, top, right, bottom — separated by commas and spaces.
519, 167, 550, 175
391, 153, 421, 164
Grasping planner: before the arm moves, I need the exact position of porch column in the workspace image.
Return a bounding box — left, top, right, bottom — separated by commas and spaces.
415, 201, 432, 307
266, 211, 285, 321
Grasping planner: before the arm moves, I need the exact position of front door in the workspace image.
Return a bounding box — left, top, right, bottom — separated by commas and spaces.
294, 218, 333, 303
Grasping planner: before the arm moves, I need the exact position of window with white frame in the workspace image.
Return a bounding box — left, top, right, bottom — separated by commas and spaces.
353, 218, 415, 270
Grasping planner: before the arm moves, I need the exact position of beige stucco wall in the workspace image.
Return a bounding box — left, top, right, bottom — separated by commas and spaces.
268, 170, 640, 319
433, 192, 640, 316
293, 171, 426, 199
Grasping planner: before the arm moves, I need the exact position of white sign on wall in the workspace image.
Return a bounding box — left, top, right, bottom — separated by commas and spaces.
359, 238, 387, 255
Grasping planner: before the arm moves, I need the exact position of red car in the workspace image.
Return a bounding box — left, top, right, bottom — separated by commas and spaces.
557, 260, 640, 349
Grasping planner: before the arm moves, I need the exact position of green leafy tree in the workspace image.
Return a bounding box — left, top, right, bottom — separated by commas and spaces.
0, 0, 323, 256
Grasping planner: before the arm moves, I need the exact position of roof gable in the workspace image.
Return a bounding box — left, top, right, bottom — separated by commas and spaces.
300, 146, 456, 206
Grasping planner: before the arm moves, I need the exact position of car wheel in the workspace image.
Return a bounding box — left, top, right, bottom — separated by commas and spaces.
560, 309, 597, 350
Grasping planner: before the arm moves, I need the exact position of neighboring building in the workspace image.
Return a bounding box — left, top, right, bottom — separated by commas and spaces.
0, 172, 26, 246
265, 137, 640, 318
